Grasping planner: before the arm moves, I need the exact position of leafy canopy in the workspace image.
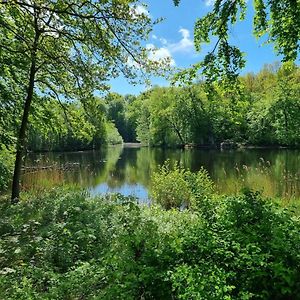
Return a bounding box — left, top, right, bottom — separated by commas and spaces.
173, 0, 300, 83
0, 1, 161, 104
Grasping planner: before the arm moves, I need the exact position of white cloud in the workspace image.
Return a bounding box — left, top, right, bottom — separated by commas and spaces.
146, 43, 176, 66
127, 44, 176, 69
204, 0, 215, 6
152, 28, 194, 55
168, 28, 194, 53
179, 28, 190, 39
152, 36, 167, 45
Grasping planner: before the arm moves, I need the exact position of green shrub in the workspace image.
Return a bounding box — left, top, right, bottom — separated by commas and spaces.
170, 263, 235, 300
0, 146, 14, 191
175, 190, 300, 299
184, 166, 215, 212
150, 161, 191, 209
150, 160, 214, 209
0, 189, 300, 299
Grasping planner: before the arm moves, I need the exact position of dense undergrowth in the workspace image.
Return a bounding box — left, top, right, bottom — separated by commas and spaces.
0, 146, 14, 191
1, 186, 300, 299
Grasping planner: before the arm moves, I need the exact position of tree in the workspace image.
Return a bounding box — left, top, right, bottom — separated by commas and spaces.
104, 93, 138, 142
105, 93, 128, 140
27, 98, 108, 151
0, 1, 159, 202
173, 0, 299, 83
246, 62, 300, 145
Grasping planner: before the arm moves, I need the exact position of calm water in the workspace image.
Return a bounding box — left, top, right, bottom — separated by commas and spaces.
22, 145, 300, 200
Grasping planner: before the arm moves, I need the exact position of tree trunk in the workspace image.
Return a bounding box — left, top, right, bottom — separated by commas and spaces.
174, 126, 185, 146
11, 29, 39, 203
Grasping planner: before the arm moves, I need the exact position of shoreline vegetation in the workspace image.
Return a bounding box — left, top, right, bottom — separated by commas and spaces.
25, 140, 300, 154
1, 183, 300, 299
14, 147, 300, 205
1, 163, 299, 299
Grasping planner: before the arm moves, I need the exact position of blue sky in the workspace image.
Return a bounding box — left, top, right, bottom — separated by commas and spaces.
110, 0, 282, 95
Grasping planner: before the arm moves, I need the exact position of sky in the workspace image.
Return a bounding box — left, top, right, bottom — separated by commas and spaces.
110, 0, 283, 95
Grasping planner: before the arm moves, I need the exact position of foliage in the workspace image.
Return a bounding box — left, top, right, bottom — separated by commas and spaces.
151, 161, 191, 209
105, 93, 138, 143
173, 0, 299, 83
0, 146, 14, 191
27, 99, 109, 151
246, 63, 300, 146
0, 188, 300, 299
171, 190, 300, 299
134, 63, 300, 147
0, 189, 193, 299
0, 65, 22, 148
135, 86, 213, 146
105, 121, 123, 145
151, 160, 214, 209
0, 1, 158, 101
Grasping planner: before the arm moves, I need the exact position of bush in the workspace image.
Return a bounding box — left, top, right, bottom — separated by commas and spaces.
0, 189, 300, 299
150, 161, 191, 209
150, 160, 214, 209
173, 190, 300, 299
0, 146, 14, 191
0, 189, 195, 299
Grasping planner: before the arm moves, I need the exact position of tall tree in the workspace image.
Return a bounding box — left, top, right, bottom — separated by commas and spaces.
0, 1, 159, 202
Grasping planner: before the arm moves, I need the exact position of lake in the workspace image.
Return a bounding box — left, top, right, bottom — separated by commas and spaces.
22, 145, 300, 201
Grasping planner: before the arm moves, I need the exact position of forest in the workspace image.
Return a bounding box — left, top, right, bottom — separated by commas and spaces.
1, 0, 300, 299
2, 62, 299, 155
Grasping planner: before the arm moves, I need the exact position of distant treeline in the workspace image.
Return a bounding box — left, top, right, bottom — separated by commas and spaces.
1, 92, 133, 152
1, 62, 300, 153
134, 62, 300, 147
83, 62, 299, 148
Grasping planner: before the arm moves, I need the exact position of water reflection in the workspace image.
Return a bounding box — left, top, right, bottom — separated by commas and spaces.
22, 146, 300, 200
